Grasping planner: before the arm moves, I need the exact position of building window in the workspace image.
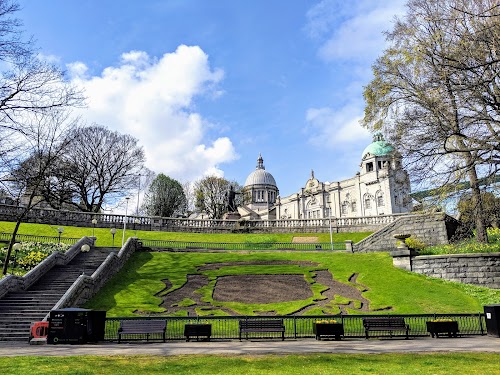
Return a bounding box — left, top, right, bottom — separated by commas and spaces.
366, 162, 373, 172
365, 198, 371, 209
351, 201, 357, 212
377, 195, 384, 207
341, 202, 348, 215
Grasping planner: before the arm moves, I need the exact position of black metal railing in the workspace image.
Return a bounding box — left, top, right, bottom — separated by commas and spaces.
138, 239, 346, 251
103, 313, 486, 341
0, 232, 80, 245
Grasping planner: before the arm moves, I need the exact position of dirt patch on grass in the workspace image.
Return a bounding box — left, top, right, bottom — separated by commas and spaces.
213, 274, 313, 304
154, 260, 391, 316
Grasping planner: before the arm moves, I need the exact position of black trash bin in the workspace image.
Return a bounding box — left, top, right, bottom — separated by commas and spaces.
483, 304, 500, 337
47, 308, 106, 344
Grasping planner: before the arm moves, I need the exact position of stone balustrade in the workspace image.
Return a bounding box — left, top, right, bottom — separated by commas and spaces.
0, 204, 408, 233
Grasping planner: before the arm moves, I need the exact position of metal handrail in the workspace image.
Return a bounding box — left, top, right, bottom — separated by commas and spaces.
0, 232, 80, 245
103, 313, 486, 341
138, 239, 347, 251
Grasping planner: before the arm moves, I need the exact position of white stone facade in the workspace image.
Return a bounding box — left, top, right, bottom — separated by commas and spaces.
241, 134, 412, 221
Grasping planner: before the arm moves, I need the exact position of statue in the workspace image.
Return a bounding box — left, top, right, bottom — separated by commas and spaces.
227, 185, 237, 212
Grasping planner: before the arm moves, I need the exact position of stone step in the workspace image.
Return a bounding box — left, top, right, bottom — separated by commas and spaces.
0, 302, 54, 307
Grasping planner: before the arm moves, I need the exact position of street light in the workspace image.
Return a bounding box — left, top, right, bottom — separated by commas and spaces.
57, 227, 64, 243
81, 244, 91, 275
110, 228, 117, 247
134, 218, 140, 236
12, 243, 21, 274
328, 202, 333, 251
136, 173, 141, 215
91, 218, 98, 237
122, 197, 130, 247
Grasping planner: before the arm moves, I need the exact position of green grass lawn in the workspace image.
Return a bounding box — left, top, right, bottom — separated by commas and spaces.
84, 251, 498, 316
0, 221, 371, 247
0, 353, 499, 375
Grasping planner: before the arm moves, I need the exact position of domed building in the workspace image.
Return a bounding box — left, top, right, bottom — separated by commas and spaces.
275, 133, 412, 220
239, 154, 279, 220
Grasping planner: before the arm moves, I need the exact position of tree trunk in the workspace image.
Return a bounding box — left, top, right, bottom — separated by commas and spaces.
2, 219, 22, 275
467, 167, 488, 243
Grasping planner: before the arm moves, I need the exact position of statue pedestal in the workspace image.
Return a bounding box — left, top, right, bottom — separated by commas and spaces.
223, 212, 241, 220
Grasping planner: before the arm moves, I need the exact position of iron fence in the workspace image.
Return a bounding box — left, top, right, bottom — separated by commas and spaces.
138, 239, 347, 251
0, 232, 80, 245
103, 313, 486, 342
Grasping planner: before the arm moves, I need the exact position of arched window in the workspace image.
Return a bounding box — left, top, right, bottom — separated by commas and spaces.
341, 201, 349, 215
364, 194, 372, 209
376, 190, 384, 207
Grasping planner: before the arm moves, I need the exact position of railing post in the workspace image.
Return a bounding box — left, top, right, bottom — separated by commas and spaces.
478, 312, 484, 335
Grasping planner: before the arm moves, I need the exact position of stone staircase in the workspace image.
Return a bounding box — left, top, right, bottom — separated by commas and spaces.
0, 247, 113, 341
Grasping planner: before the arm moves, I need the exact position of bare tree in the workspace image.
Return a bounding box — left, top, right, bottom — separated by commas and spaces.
362, 0, 499, 242
0, 0, 85, 274
2, 109, 77, 274
40, 125, 146, 212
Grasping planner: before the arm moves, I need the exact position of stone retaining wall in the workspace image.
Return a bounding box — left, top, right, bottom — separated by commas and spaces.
0, 237, 94, 299
411, 253, 500, 289
51, 238, 139, 311
353, 213, 462, 252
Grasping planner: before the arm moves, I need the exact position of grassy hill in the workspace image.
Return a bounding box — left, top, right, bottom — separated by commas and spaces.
84, 250, 497, 317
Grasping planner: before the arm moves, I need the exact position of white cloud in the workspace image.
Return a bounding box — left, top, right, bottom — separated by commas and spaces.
37, 52, 61, 64
67, 61, 88, 78
70, 45, 237, 183
306, 0, 406, 62
305, 103, 371, 146
303, 0, 405, 150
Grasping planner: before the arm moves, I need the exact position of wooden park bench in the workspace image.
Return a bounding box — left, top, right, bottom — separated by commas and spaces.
363, 317, 410, 339
239, 319, 285, 341
118, 319, 167, 343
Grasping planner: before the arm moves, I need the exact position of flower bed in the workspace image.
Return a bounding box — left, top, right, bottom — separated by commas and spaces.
313, 320, 344, 340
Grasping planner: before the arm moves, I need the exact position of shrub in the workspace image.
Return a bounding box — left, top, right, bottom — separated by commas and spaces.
404, 236, 426, 251
7, 242, 71, 271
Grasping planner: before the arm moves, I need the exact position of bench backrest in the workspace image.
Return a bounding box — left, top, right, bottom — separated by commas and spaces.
239, 319, 284, 329
119, 319, 166, 331
363, 318, 406, 328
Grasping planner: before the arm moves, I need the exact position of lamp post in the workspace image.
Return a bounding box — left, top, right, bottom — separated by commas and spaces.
91, 218, 97, 237
81, 244, 90, 275
136, 173, 141, 215
12, 242, 21, 274
110, 228, 117, 247
122, 197, 130, 247
134, 218, 140, 236
57, 227, 64, 243
328, 203, 333, 251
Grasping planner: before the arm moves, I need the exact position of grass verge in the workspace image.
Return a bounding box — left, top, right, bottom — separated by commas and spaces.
0, 353, 499, 375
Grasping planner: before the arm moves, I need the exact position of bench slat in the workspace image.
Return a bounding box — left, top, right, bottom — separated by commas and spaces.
239, 320, 285, 341
363, 318, 410, 339
118, 320, 167, 343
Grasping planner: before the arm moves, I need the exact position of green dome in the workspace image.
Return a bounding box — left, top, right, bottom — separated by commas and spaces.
362, 133, 395, 159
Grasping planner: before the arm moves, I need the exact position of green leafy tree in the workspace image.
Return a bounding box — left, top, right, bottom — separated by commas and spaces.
458, 191, 500, 230
194, 176, 237, 219
362, 0, 499, 243
142, 174, 187, 217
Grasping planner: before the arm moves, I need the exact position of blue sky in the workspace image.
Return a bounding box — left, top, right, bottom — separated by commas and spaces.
19, 0, 406, 199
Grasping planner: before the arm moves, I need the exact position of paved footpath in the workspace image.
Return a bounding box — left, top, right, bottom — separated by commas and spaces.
1, 336, 499, 357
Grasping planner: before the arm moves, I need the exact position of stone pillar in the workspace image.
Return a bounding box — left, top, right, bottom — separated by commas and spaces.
345, 240, 353, 253
391, 234, 415, 270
